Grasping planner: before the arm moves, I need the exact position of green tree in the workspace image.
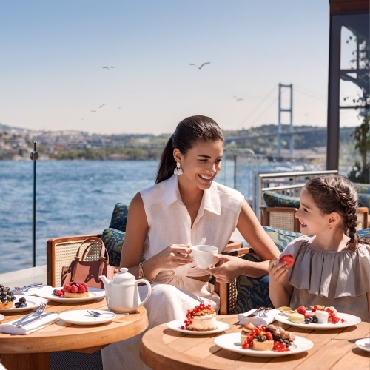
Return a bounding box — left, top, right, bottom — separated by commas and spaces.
349, 114, 370, 183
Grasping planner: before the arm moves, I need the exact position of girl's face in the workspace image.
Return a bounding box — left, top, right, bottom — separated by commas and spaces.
295, 188, 331, 235
175, 139, 223, 190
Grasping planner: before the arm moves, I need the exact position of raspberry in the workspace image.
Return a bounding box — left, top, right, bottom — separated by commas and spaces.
70, 285, 78, 293
55, 289, 63, 296
78, 285, 86, 293
64, 285, 71, 292
81, 283, 88, 290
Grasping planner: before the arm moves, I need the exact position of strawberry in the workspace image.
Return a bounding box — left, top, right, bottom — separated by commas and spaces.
297, 306, 306, 315
279, 254, 295, 268
265, 332, 273, 341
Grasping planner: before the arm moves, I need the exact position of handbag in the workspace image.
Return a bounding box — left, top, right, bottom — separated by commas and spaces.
61, 237, 119, 289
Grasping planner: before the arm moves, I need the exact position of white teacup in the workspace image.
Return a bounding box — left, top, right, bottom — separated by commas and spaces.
191, 245, 218, 269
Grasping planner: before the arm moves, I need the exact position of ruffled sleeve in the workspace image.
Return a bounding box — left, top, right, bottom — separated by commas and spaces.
288, 242, 370, 299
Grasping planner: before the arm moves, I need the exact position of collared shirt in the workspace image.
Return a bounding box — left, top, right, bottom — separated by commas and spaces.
140, 174, 243, 278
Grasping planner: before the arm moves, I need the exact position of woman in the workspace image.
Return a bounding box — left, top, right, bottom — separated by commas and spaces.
102, 115, 280, 369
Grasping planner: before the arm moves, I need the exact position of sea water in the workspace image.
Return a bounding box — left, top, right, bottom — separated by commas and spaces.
0, 159, 310, 273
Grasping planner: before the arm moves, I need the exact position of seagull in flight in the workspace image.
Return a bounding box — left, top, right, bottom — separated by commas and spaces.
234, 96, 243, 102
189, 62, 211, 70
103, 66, 114, 70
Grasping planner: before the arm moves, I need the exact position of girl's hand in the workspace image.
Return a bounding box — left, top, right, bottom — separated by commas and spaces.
269, 258, 288, 284
152, 244, 193, 270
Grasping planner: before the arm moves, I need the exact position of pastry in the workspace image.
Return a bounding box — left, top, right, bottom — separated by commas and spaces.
0, 285, 16, 309
182, 303, 217, 331
288, 312, 305, 324
54, 282, 89, 298
241, 324, 295, 352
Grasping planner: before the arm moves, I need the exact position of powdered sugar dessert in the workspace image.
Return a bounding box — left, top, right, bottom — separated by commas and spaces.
53, 282, 89, 298
182, 302, 217, 331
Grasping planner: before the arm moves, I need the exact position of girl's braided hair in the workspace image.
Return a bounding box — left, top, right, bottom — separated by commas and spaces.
304, 174, 361, 249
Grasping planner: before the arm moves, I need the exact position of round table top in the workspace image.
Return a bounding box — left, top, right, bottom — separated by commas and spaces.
0, 298, 148, 354
140, 315, 370, 370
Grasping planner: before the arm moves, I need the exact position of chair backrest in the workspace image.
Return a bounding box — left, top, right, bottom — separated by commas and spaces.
47, 234, 102, 287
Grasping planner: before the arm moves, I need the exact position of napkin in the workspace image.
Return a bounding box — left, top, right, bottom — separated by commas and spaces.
0, 312, 59, 335
238, 308, 280, 326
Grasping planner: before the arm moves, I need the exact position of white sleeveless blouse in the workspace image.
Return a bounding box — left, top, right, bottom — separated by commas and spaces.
140, 174, 244, 283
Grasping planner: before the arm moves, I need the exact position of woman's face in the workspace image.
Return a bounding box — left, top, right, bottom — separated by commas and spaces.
174, 139, 223, 190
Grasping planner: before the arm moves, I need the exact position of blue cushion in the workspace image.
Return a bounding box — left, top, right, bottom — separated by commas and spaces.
101, 228, 125, 266
356, 228, 370, 239
263, 191, 300, 208
109, 203, 129, 232
234, 254, 272, 313
355, 184, 370, 194
358, 193, 370, 209
262, 226, 301, 252
233, 226, 301, 313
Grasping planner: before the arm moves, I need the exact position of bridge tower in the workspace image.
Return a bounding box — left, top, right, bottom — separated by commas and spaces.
277, 83, 293, 158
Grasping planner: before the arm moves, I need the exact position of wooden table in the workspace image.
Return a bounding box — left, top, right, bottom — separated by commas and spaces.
0, 299, 148, 370
141, 315, 370, 370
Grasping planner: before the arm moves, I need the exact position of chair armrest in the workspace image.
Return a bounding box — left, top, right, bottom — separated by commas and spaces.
47, 234, 101, 287
215, 244, 255, 315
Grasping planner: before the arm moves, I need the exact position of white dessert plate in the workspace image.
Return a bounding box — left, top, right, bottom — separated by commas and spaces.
355, 338, 370, 352
59, 309, 116, 325
13, 285, 53, 296
167, 319, 229, 334
214, 332, 313, 357
0, 296, 48, 313
276, 312, 361, 329
0, 314, 4, 320
36, 286, 105, 303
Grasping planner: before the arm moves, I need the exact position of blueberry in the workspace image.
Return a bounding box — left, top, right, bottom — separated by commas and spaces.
304, 318, 311, 324
312, 317, 318, 323
19, 303, 27, 308
15, 302, 21, 308
260, 336, 266, 342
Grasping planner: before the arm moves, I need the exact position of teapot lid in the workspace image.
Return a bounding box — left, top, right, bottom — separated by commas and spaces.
112, 267, 135, 284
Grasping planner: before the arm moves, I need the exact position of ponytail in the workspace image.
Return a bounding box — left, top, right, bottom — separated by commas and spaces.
156, 136, 175, 184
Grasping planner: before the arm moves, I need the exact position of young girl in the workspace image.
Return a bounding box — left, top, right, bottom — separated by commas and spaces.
269, 174, 370, 322
102, 115, 280, 369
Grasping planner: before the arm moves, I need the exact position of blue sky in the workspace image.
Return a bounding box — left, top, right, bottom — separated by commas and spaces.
0, 0, 331, 134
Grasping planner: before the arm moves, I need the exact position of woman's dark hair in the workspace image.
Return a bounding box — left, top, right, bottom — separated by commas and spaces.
304, 174, 360, 249
155, 115, 224, 184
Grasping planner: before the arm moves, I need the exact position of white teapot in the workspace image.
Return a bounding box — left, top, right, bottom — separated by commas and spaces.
99, 268, 152, 313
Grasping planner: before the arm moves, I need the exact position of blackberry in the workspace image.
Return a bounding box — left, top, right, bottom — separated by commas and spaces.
19, 297, 26, 303
312, 317, 318, 323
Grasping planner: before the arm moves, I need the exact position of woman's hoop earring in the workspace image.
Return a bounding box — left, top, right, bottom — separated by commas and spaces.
174, 162, 183, 175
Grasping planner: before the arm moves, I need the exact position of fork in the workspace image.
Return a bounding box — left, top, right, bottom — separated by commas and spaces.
14, 303, 47, 328
14, 283, 44, 293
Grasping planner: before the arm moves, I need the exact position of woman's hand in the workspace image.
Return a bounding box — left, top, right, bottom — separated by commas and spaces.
150, 244, 193, 271
269, 258, 288, 284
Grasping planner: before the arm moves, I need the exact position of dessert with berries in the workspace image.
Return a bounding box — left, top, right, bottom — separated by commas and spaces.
182, 302, 217, 331
0, 285, 16, 309
241, 323, 295, 352
53, 282, 89, 298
